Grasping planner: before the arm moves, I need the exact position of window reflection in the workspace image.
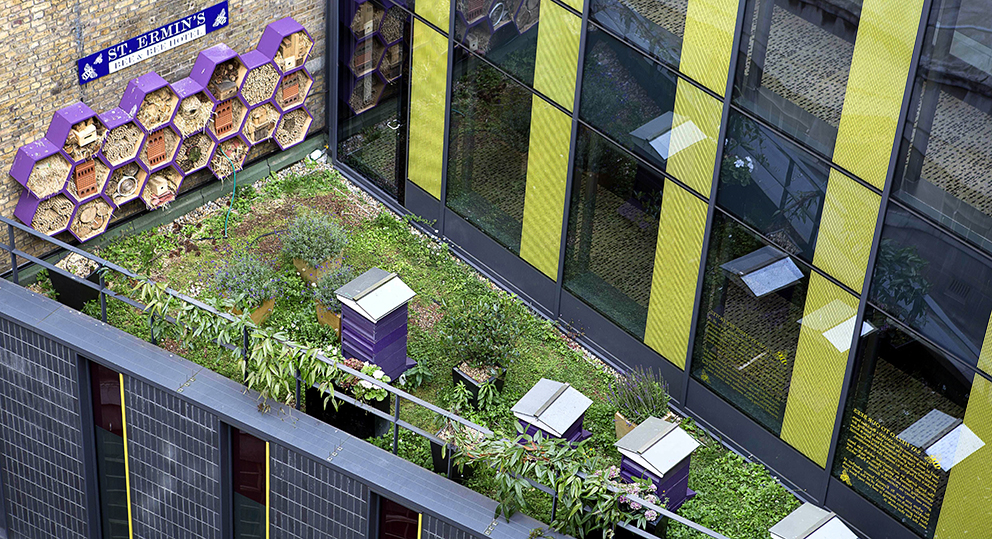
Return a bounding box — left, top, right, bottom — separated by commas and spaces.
232, 429, 266, 539
446, 48, 533, 253
833, 307, 983, 539
455, 0, 541, 86
590, 0, 687, 68
90, 362, 129, 539
733, 0, 862, 156
563, 126, 664, 338
717, 111, 830, 264
894, 0, 992, 256
692, 212, 810, 433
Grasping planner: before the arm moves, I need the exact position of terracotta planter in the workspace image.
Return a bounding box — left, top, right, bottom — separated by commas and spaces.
233, 298, 275, 326
615, 412, 638, 440
293, 254, 343, 285
315, 301, 341, 335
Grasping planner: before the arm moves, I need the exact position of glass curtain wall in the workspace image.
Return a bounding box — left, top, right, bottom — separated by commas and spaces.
590, 0, 688, 68
232, 429, 267, 538
90, 362, 130, 539
454, 0, 542, 86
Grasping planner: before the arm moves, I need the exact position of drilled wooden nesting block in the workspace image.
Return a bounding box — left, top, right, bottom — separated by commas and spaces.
243, 63, 279, 106
70, 197, 113, 242
64, 118, 106, 161
210, 137, 248, 178
176, 133, 214, 173
243, 104, 279, 143
142, 167, 181, 209
26, 154, 72, 199
140, 127, 179, 169
137, 87, 179, 130
275, 31, 313, 71
31, 194, 74, 235
175, 93, 212, 136
106, 163, 144, 207
102, 123, 143, 166
208, 59, 245, 102
274, 108, 311, 149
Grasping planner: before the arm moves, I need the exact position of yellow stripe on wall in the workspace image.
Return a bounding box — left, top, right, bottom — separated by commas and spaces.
532, 0, 581, 111
679, 0, 740, 96
520, 96, 572, 280
780, 274, 858, 467
415, 0, 449, 32
417, 513, 423, 539
558, 0, 584, 12
118, 373, 135, 539
666, 78, 723, 197
265, 441, 271, 539
644, 183, 708, 369
812, 170, 881, 294
408, 19, 449, 199
832, 0, 925, 189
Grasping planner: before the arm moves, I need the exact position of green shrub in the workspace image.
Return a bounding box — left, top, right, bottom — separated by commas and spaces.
313, 265, 357, 313
282, 213, 348, 267
444, 293, 522, 373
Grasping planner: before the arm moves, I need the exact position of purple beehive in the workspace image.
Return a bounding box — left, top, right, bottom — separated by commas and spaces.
615, 417, 700, 512
274, 68, 312, 113
190, 44, 246, 103
257, 17, 313, 74
512, 379, 593, 445
9, 139, 72, 200
46, 102, 106, 164
98, 108, 146, 167
118, 72, 179, 132
336, 268, 417, 380
138, 124, 182, 173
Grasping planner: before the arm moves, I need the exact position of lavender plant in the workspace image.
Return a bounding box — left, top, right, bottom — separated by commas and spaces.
212, 250, 283, 310
607, 366, 670, 424
282, 212, 348, 268
313, 265, 357, 313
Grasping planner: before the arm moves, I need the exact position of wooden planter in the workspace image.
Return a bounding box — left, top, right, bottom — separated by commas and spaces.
315, 301, 341, 335
304, 385, 389, 439
451, 363, 505, 408
615, 412, 638, 440
232, 298, 275, 326
293, 254, 343, 285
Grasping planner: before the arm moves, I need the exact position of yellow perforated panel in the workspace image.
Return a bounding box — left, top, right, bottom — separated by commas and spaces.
408, 20, 448, 199
679, 0, 739, 96
533, 1, 582, 111
415, 0, 450, 32
667, 78, 723, 197
833, 0, 924, 189
558, 0, 584, 12
781, 274, 858, 467
812, 170, 881, 294
520, 96, 572, 280
644, 184, 708, 369
934, 374, 992, 538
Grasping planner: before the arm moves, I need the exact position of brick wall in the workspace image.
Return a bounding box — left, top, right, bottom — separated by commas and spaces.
0, 0, 326, 257
124, 376, 222, 539
0, 318, 88, 539
422, 514, 477, 539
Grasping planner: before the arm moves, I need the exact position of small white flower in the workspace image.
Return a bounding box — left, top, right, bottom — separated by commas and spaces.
734, 158, 745, 168
360, 380, 373, 389
373, 370, 384, 379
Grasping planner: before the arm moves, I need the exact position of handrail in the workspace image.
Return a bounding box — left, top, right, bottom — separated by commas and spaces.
1, 214, 734, 539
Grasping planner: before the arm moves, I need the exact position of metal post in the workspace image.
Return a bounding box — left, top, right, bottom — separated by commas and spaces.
446, 444, 454, 478
550, 473, 558, 523
295, 368, 301, 411
99, 270, 107, 323
392, 394, 401, 455
149, 315, 157, 345
7, 224, 17, 285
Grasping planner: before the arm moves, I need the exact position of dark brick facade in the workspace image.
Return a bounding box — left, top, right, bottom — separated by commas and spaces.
422, 514, 477, 539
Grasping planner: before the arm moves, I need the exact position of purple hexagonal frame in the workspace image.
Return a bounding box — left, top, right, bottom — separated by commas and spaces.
67, 194, 116, 243
172, 77, 213, 138
274, 67, 312, 113
257, 17, 312, 74
9, 139, 71, 200
98, 107, 146, 167
119, 72, 179, 132
274, 105, 313, 151
14, 189, 75, 236
210, 134, 251, 178
140, 164, 184, 210
190, 44, 246, 103
64, 154, 113, 204
240, 49, 281, 107
103, 160, 147, 209
46, 102, 105, 165
138, 124, 183, 173
207, 94, 250, 143
176, 132, 217, 175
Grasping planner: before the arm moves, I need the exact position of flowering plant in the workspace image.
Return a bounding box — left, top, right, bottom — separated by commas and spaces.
335, 357, 390, 402
607, 366, 670, 424
211, 249, 283, 310
282, 212, 348, 268
313, 265, 357, 313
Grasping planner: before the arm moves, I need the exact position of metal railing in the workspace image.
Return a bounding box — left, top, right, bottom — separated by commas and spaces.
1, 215, 732, 539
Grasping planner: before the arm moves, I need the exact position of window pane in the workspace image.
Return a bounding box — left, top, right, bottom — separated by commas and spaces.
590, 0, 687, 69
338, 0, 410, 200
563, 126, 664, 339
446, 48, 533, 253
579, 27, 678, 174
233, 429, 266, 539
833, 307, 983, 539
733, 0, 861, 156
692, 212, 810, 434
379, 497, 419, 539
455, 0, 541, 86
893, 0, 992, 256
869, 205, 992, 370
717, 110, 831, 264
90, 362, 129, 539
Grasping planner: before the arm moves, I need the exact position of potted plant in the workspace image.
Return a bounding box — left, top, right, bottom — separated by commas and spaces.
47, 253, 102, 310
282, 212, 348, 284
608, 366, 670, 440
444, 295, 521, 406
212, 252, 283, 325
306, 357, 391, 439
429, 382, 481, 482
312, 265, 357, 336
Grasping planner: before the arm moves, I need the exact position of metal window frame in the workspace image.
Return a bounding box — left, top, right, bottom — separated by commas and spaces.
75, 353, 105, 539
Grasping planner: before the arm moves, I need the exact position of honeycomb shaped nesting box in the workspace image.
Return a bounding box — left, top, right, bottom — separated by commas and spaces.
139, 125, 181, 172
208, 94, 249, 142
514, 0, 540, 34
350, 36, 385, 78
98, 108, 145, 167
347, 73, 386, 115
65, 155, 111, 203
350, 2, 384, 40
104, 161, 146, 208
176, 132, 216, 174
119, 72, 179, 131
274, 107, 312, 150
461, 0, 489, 24
381, 43, 403, 81
69, 195, 115, 242
243, 103, 280, 144
275, 69, 312, 112
190, 44, 247, 103
209, 135, 250, 179
15, 191, 74, 236
380, 7, 407, 45
240, 50, 280, 106
172, 78, 213, 137
140, 165, 183, 209
47, 102, 106, 164
9, 139, 72, 200
257, 17, 313, 73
